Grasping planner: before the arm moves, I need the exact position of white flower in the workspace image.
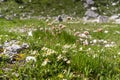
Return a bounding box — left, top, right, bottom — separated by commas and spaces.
87, 48, 91, 51
41, 47, 48, 51
103, 40, 107, 44
112, 3, 117, 6
28, 31, 32, 36
41, 58, 49, 66
41, 47, 57, 56
91, 7, 97, 10
63, 44, 71, 49
93, 54, 98, 58
104, 30, 108, 33
93, 39, 97, 44
104, 44, 115, 48
57, 54, 63, 61
118, 52, 120, 55
66, 60, 71, 64
79, 47, 83, 51
31, 50, 37, 55
26, 56, 36, 62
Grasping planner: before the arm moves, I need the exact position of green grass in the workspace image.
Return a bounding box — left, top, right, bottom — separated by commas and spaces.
0, 19, 120, 80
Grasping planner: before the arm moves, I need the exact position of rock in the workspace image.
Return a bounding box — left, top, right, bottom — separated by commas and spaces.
57, 15, 63, 22
5, 44, 21, 54
83, 3, 89, 8
3, 40, 29, 57
21, 43, 29, 49
86, 0, 94, 5
98, 16, 108, 23
5, 15, 13, 20
11, 44, 22, 53
0, 14, 4, 18
115, 19, 120, 24
110, 14, 119, 20
85, 9, 99, 19
0, 0, 7, 2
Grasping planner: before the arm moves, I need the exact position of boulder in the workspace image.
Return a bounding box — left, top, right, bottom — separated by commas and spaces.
57, 15, 63, 22
83, 3, 89, 8
85, 9, 99, 19
115, 19, 120, 24
110, 14, 119, 20
98, 16, 108, 23
86, 0, 94, 5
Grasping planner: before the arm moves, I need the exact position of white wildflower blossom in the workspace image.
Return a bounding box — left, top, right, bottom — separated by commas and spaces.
63, 44, 71, 49
71, 44, 76, 49
41, 47, 57, 56
118, 52, 120, 55
93, 39, 97, 44
26, 56, 36, 62
62, 50, 67, 54
63, 58, 68, 62
31, 50, 37, 55
104, 44, 115, 48
41, 58, 50, 66
112, 2, 117, 6
87, 48, 91, 51
57, 54, 63, 61
104, 30, 108, 33
103, 40, 107, 44
55, 43, 61, 46
79, 47, 83, 51
93, 54, 98, 58
28, 31, 32, 36
66, 60, 71, 64
41, 47, 48, 51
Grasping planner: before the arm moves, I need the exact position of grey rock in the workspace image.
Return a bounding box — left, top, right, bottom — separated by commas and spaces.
83, 3, 89, 8
0, 14, 4, 18
5, 16, 13, 20
11, 44, 22, 53
86, 0, 94, 5
22, 43, 29, 49
98, 16, 108, 23
5, 44, 21, 53
0, 0, 7, 2
85, 9, 99, 19
57, 15, 63, 22
115, 19, 120, 24
110, 14, 119, 20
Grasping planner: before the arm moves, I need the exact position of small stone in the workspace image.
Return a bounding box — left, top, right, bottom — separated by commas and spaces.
21, 43, 29, 49
98, 16, 108, 23
11, 44, 22, 53
85, 9, 99, 19
57, 15, 63, 22
86, 0, 94, 5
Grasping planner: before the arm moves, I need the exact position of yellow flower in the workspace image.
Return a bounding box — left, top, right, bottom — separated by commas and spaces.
13, 53, 25, 61
58, 73, 64, 78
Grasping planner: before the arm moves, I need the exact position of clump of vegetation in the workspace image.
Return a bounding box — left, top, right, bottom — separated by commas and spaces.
0, 18, 120, 79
